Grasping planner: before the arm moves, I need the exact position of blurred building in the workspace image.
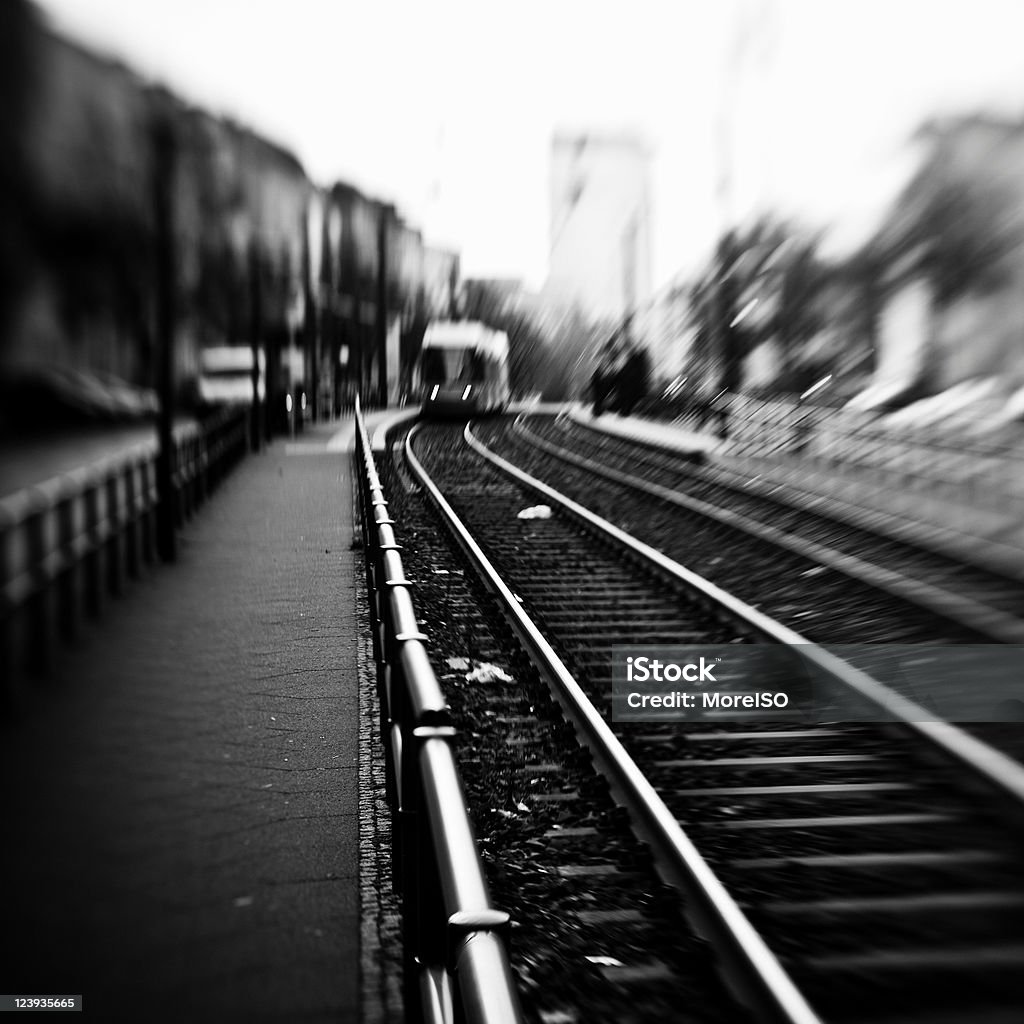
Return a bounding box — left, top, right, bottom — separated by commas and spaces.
317, 185, 458, 408
545, 131, 652, 326
0, 2, 460, 429
854, 114, 1024, 414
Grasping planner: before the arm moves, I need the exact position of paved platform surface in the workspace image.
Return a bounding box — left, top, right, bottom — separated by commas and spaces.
578, 408, 1024, 580
1, 417, 378, 1022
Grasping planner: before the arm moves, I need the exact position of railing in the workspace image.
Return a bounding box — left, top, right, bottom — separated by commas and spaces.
352, 398, 523, 1024
0, 407, 249, 701
172, 406, 250, 523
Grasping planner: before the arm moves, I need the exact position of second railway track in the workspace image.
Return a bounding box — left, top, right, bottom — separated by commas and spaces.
493, 412, 1024, 645
388, 416, 1024, 1024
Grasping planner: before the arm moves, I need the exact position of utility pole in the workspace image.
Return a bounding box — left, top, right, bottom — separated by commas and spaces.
152, 108, 177, 563
718, 231, 743, 393
375, 204, 390, 407
303, 206, 320, 422
249, 240, 263, 451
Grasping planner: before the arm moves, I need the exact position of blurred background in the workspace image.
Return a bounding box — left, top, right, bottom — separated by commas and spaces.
4, 8, 1024, 1016
3, 0, 1024, 443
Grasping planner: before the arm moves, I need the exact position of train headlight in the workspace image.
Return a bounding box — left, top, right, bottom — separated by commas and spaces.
461, 385, 472, 401
285, 394, 293, 414
430, 385, 439, 401
300, 392, 307, 411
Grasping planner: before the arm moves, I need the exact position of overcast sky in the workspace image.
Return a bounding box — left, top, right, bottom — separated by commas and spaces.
38, 0, 1024, 293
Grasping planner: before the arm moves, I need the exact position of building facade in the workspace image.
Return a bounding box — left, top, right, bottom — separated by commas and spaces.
851, 114, 1024, 414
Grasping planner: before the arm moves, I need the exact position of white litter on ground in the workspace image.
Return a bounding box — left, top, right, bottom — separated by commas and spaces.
516, 504, 552, 520
465, 663, 514, 684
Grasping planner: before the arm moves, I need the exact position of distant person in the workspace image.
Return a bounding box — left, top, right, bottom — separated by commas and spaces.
591, 363, 607, 416
591, 338, 619, 416
618, 344, 650, 416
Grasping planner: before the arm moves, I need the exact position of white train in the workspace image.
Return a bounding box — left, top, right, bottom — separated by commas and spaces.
418, 320, 511, 417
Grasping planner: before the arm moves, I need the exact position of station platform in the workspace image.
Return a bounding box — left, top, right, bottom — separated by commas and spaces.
5, 399, 1020, 1020
0, 411, 412, 1023
574, 407, 1024, 582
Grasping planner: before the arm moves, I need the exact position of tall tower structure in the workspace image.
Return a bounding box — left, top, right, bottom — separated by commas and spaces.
545, 131, 652, 324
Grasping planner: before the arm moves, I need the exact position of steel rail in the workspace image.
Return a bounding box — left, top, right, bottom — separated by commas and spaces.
522, 414, 1024, 643
461, 420, 1024, 811
353, 401, 523, 1024
405, 422, 824, 1024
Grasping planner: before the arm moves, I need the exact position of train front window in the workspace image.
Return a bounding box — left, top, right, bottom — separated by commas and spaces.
421, 348, 485, 383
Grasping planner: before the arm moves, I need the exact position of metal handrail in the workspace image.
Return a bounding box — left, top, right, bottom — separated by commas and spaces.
1, 408, 248, 695
352, 396, 523, 1024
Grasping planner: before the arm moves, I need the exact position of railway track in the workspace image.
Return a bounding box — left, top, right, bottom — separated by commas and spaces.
382, 429, 753, 1024
391, 418, 1024, 1024
468, 413, 1024, 647
520, 413, 1024, 634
